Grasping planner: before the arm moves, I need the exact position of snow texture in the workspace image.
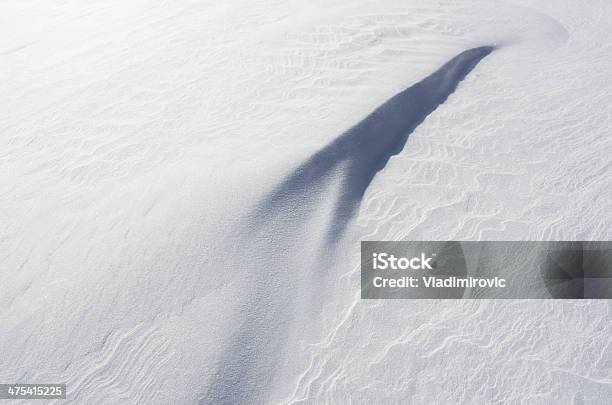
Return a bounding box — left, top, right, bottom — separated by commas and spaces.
1, 0, 611, 404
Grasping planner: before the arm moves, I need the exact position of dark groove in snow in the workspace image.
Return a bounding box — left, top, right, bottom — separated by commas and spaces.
260, 46, 494, 241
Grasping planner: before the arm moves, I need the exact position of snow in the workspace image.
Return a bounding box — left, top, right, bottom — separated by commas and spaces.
1, 0, 611, 404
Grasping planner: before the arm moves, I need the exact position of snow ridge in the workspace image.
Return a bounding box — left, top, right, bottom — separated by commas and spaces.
201, 46, 495, 405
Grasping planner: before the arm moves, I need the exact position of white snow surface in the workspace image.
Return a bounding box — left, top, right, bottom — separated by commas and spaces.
1, 0, 612, 404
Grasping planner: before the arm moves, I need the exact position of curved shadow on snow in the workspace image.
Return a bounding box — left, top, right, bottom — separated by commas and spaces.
258, 46, 494, 242
201, 46, 494, 405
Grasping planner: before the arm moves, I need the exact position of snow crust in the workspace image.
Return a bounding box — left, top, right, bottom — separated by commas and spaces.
1, 0, 611, 404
